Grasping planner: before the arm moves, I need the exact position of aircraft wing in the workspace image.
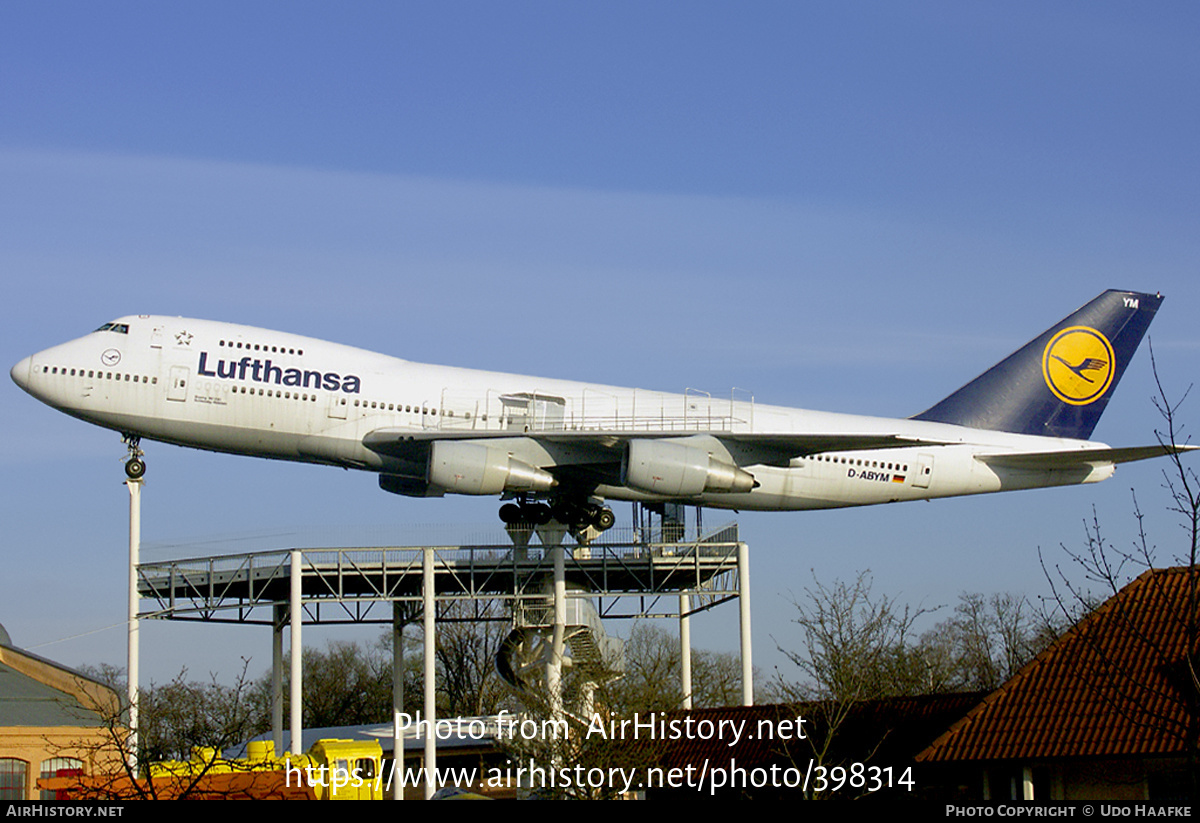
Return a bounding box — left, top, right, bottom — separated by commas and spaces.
362, 428, 952, 468
975, 444, 1199, 470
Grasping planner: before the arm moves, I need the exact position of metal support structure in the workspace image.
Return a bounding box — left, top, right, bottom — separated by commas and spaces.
137, 528, 743, 626
548, 544, 566, 744
289, 549, 302, 754
679, 592, 692, 709
580, 682, 595, 720
422, 546, 436, 799
130, 517, 749, 784
392, 603, 404, 801
272, 604, 284, 755
738, 541, 753, 706
125, 478, 142, 770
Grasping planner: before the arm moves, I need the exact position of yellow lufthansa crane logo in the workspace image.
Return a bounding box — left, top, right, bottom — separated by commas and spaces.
1042, 326, 1115, 405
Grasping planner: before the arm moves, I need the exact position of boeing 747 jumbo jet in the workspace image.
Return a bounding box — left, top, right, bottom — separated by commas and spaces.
10, 290, 1192, 532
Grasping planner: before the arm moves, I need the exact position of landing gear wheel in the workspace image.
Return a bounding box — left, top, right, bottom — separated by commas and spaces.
499, 503, 523, 525
592, 507, 616, 531
121, 433, 145, 479
527, 503, 553, 525
551, 500, 577, 525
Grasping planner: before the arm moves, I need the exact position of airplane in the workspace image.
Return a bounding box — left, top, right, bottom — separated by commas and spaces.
10, 290, 1193, 533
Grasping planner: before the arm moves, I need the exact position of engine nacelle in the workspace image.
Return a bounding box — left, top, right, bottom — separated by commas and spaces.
379, 473, 445, 498
428, 440, 556, 495
622, 439, 756, 496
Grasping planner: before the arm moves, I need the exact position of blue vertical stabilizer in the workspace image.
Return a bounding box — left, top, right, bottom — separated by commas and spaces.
913, 290, 1162, 439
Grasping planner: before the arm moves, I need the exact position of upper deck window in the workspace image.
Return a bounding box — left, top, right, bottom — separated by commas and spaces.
94, 322, 129, 334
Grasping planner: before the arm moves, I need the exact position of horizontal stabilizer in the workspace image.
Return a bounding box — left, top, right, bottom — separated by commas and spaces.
976, 444, 1198, 471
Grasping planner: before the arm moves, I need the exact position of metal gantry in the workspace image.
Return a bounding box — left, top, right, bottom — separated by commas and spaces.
136, 525, 744, 626
131, 517, 751, 798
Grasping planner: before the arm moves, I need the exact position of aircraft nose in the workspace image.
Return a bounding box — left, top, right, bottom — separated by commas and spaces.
10, 356, 32, 392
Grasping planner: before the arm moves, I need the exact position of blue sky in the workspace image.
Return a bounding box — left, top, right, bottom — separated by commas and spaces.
1, 2, 1198, 688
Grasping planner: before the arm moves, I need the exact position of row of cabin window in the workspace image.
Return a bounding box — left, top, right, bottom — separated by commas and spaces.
45, 365, 478, 422
231, 390, 492, 420
218, 339, 303, 356
230, 389, 485, 417
228, 385, 317, 401
346, 398, 477, 419
44, 365, 157, 384
815, 454, 908, 472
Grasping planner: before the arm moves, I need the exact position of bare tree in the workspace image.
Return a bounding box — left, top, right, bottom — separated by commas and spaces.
289, 639, 393, 728
602, 622, 683, 712
690, 646, 750, 708
771, 571, 939, 796
49, 662, 280, 800
1040, 351, 1200, 799
435, 599, 512, 717
918, 592, 1057, 692
138, 661, 266, 763
600, 622, 758, 712
779, 570, 936, 703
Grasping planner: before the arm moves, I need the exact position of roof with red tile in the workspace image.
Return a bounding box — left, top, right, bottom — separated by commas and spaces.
919, 566, 1200, 762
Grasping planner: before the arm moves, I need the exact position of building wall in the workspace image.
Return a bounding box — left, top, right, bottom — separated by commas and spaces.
0, 644, 124, 800
0, 726, 120, 800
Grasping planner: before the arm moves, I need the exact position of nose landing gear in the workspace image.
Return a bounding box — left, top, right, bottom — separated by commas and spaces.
122, 434, 145, 479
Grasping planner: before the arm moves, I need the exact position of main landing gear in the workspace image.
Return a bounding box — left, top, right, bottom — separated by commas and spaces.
498, 495, 615, 532
122, 434, 145, 480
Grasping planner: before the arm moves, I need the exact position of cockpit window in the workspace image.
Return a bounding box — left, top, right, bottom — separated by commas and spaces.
94, 322, 129, 334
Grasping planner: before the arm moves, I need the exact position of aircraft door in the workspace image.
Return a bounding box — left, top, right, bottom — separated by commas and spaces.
166, 366, 189, 402
913, 453, 934, 488
327, 393, 348, 419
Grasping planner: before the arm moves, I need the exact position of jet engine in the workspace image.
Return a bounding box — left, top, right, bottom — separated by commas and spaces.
378, 474, 444, 498
428, 440, 557, 495
622, 439, 756, 496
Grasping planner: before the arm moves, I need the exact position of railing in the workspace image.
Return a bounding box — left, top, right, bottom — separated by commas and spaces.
141, 521, 737, 558
426, 387, 756, 433
135, 524, 742, 624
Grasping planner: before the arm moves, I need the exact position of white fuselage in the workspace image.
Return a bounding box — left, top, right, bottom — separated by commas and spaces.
10, 315, 1117, 511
